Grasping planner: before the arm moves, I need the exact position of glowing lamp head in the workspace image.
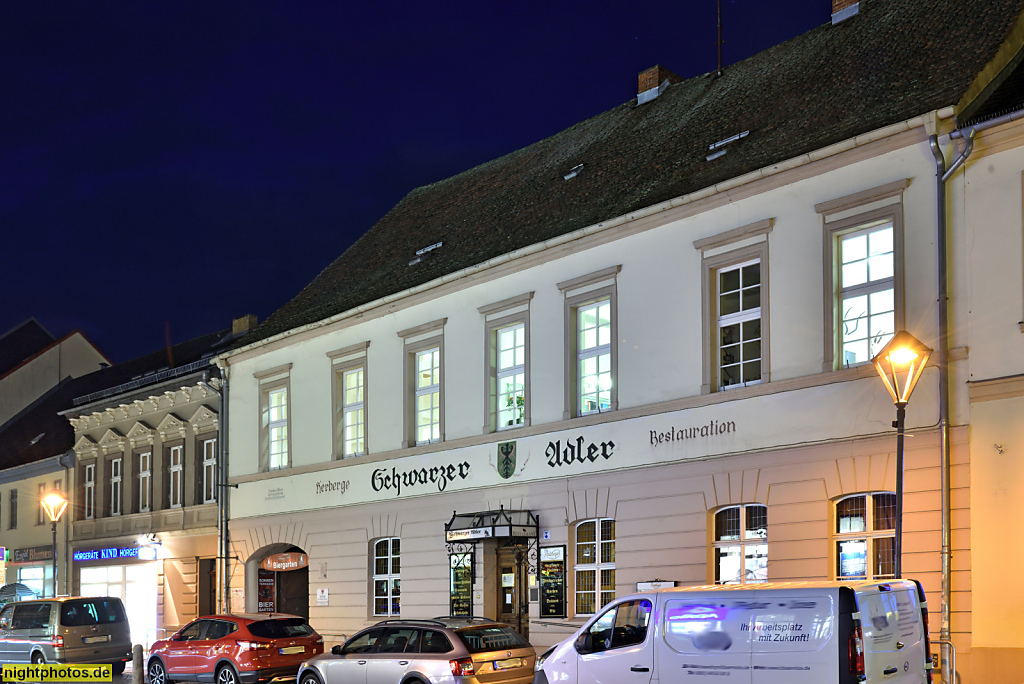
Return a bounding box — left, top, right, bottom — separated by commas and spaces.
41, 492, 69, 523
871, 331, 933, 405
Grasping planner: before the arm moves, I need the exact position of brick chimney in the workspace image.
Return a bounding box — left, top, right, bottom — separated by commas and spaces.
832, 0, 860, 24
232, 314, 258, 335
638, 65, 682, 104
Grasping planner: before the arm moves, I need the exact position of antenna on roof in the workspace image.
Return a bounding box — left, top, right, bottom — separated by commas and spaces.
716, 0, 724, 76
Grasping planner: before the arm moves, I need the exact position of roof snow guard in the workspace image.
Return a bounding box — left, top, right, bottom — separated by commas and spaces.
444, 506, 539, 543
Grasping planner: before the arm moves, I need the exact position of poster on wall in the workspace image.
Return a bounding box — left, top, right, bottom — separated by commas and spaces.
539, 546, 566, 618
257, 568, 276, 612
449, 553, 473, 617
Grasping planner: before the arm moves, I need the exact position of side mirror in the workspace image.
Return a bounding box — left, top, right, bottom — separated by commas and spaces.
574, 632, 592, 655
331, 645, 343, 656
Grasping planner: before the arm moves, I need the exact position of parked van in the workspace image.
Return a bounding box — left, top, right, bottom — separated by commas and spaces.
535, 579, 934, 684
0, 597, 132, 673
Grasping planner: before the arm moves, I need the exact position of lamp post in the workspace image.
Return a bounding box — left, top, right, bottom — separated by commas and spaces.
871, 331, 932, 579
41, 492, 69, 597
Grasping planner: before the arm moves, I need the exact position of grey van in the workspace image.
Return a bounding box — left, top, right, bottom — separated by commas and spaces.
0, 597, 132, 673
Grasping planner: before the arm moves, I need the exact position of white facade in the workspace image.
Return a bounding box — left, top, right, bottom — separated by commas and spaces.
222, 111, 1024, 682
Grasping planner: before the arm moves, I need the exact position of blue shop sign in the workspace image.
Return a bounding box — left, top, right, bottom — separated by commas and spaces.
73, 546, 140, 562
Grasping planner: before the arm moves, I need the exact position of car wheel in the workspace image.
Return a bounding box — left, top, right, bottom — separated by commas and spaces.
148, 659, 169, 684
111, 661, 126, 675
31, 652, 45, 665
216, 664, 240, 684
299, 671, 322, 684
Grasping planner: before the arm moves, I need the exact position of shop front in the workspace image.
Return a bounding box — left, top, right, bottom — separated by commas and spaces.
9, 546, 55, 599
72, 543, 158, 647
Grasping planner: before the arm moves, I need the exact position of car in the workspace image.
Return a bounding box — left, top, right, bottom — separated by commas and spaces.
0, 596, 132, 673
147, 613, 323, 684
298, 616, 535, 684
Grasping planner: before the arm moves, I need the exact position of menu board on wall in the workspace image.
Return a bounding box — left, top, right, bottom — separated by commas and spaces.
449, 553, 473, 617
257, 568, 276, 612
539, 546, 566, 618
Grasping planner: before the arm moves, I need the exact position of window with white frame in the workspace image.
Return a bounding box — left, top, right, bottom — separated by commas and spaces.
415, 348, 441, 445
575, 518, 615, 615
577, 300, 612, 415
84, 465, 95, 520
837, 221, 895, 366
37, 483, 45, 525
342, 367, 366, 456
373, 538, 401, 616
717, 260, 762, 389
266, 387, 289, 469
202, 438, 217, 504
138, 451, 151, 513
834, 492, 896, 580
168, 445, 183, 508
713, 504, 767, 584
496, 323, 526, 429
110, 457, 122, 516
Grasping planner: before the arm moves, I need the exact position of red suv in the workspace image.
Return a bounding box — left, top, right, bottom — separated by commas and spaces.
147, 613, 323, 684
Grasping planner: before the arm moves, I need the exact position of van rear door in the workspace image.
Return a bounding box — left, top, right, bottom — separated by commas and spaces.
749, 590, 839, 684
855, 581, 927, 683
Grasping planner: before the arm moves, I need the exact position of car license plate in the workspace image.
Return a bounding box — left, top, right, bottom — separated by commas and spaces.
494, 657, 521, 670
83, 635, 110, 644
279, 646, 305, 655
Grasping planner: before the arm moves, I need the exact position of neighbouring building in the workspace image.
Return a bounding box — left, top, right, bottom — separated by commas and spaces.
217, 1, 1024, 682
61, 318, 254, 646
0, 320, 109, 602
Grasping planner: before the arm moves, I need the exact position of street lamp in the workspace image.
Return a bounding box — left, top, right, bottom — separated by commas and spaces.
871, 330, 932, 579
41, 492, 69, 597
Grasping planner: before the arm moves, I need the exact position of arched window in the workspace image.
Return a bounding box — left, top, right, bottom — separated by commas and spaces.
713, 504, 767, 584
834, 492, 896, 580
372, 538, 400, 616
575, 518, 615, 615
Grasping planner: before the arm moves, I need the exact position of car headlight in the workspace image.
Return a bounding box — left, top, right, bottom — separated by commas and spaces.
536, 646, 555, 671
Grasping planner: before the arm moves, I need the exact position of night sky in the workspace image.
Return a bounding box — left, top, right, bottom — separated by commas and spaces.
2, 1, 829, 363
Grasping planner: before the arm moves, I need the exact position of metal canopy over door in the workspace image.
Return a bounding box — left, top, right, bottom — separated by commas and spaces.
445, 507, 538, 639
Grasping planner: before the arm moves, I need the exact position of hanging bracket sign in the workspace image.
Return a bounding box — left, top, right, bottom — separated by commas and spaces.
260, 552, 309, 572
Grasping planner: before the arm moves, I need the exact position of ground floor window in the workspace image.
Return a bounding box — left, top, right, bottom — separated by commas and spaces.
834, 492, 896, 580
575, 518, 615, 616
79, 563, 158, 647
373, 538, 400, 616
713, 504, 768, 584
17, 566, 52, 598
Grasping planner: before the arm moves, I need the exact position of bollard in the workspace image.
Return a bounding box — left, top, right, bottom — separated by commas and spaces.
132, 644, 144, 682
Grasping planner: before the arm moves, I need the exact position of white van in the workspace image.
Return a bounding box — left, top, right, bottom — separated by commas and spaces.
534, 579, 934, 684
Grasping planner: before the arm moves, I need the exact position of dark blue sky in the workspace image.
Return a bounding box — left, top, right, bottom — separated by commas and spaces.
2, 1, 829, 363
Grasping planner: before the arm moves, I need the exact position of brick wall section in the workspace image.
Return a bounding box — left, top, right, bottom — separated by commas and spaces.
637, 65, 682, 95
833, 0, 859, 12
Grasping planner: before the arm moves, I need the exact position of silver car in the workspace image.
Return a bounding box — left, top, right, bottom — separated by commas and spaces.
0, 597, 132, 673
298, 617, 535, 684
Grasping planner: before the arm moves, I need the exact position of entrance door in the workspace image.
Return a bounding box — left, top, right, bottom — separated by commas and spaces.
496, 545, 529, 640
276, 565, 309, 618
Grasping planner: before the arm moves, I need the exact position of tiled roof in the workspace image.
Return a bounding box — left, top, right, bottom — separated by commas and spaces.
247, 0, 1024, 347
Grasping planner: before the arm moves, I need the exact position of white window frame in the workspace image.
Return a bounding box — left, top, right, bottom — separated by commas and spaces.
372, 537, 401, 617
138, 451, 152, 513
559, 267, 619, 420
267, 388, 289, 470
836, 221, 896, 367
398, 320, 446, 448
342, 367, 366, 456
818, 181, 906, 372
716, 259, 763, 390
84, 464, 95, 520
495, 323, 527, 430
414, 347, 441, 445
574, 518, 615, 616
833, 492, 897, 581
168, 445, 183, 508
712, 504, 768, 584
110, 457, 122, 516
202, 437, 217, 504
576, 300, 612, 416
255, 364, 293, 471
479, 293, 532, 434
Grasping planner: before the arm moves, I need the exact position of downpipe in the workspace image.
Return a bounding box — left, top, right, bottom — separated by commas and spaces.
928, 127, 974, 684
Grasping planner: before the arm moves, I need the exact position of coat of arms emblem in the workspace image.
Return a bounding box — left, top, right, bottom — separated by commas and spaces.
496, 441, 517, 479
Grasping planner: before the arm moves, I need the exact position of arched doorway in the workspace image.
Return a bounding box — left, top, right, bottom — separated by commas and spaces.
247, 544, 309, 619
